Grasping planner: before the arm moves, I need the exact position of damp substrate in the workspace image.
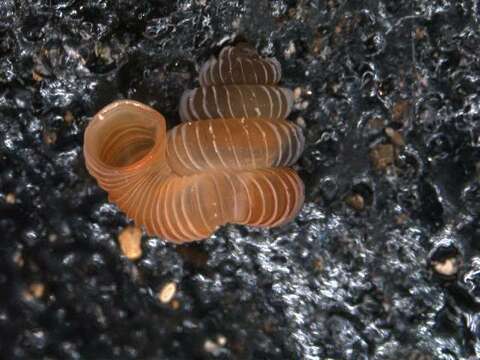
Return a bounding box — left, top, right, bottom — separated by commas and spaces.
1, 1, 480, 359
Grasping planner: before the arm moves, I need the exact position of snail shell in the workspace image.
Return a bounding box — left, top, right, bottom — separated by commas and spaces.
84, 45, 305, 243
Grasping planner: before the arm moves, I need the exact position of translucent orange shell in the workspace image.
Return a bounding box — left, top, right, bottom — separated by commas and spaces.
83, 46, 305, 243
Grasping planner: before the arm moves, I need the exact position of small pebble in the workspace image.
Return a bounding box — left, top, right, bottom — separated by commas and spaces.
370, 144, 395, 170
217, 335, 227, 346
29, 282, 45, 299
204, 339, 219, 353
432, 257, 458, 277
13, 252, 24, 267
293, 87, 302, 100
64, 111, 75, 124
392, 100, 410, 124
48, 233, 58, 242
32, 70, 43, 81
345, 193, 365, 211
203, 335, 227, 353
5, 193, 15, 204
43, 131, 57, 145
118, 226, 143, 260
23, 282, 45, 301
311, 36, 323, 54
170, 299, 180, 310
158, 282, 177, 303
415, 27, 427, 40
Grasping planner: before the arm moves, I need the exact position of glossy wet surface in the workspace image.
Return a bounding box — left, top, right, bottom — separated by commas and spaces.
0, 1, 479, 359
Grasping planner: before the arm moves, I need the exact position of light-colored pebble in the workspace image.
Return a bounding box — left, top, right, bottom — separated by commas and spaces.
432, 257, 458, 277
118, 226, 142, 260
158, 282, 177, 303
5, 193, 15, 204
29, 282, 45, 298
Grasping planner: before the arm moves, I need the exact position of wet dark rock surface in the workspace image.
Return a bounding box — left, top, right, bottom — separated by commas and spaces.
1, 1, 479, 359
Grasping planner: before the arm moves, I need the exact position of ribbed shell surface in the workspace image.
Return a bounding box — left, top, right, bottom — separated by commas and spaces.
83, 45, 305, 243
167, 118, 304, 175
179, 85, 293, 122
198, 45, 282, 86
